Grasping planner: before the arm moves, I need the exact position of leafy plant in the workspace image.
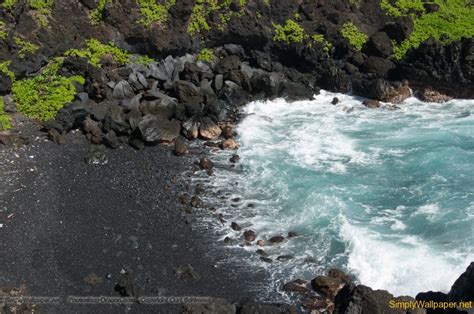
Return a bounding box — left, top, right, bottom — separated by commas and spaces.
0, 97, 12, 131
90, 0, 113, 25
2, 0, 17, 9
0, 21, 7, 40
340, 22, 368, 51
136, 0, 176, 27
65, 38, 131, 67
311, 34, 333, 54
0, 61, 15, 81
273, 19, 307, 44
11, 58, 85, 121
187, 0, 246, 35
196, 48, 216, 62
14, 36, 40, 59
381, 0, 474, 60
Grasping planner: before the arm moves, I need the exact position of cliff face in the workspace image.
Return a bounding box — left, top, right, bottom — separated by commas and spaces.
0, 0, 473, 98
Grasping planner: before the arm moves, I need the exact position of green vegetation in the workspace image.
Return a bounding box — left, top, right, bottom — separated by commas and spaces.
196, 48, 216, 62
12, 58, 85, 121
2, 0, 17, 9
340, 21, 368, 51
311, 34, 333, 54
272, 19, 332, 54
187, 0, 247, 35
0, 97, 12, 131
90, 0, 113, 25
0, 21, 7, 40
263, 0, 270, 6
273, 19, 306, 44
14, 36, 40, 59
0, 61, 15, 81
136, 0, 176, 27
380, 0, 474, 60
65, 38, 131, 67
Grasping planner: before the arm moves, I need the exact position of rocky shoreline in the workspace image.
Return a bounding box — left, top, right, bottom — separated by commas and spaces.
1, 0, 474, 312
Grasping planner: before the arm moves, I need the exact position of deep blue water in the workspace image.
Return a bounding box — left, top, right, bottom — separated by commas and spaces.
202, 91, 474, 297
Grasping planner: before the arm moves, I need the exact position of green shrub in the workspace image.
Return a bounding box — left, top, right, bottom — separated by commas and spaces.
311, 34, 333, 54
0, 61, 15, 81
381, 0, 474, 60
340, 22, 368, 51
12, 58, 85, 121
187, 0, 246, 35
0, 97, 12, 131
90, 0, 113, 25
196, 48, 216, 62
65, 38, 131, 67
273, 19, 307, 44
14, 36, 40, 59
0, 21, 7, 40
136, 0, 176, 27
2, 0, 17, 9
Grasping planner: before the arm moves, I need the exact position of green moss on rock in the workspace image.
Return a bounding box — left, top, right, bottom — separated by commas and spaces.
0, 21, 7, 40
187, 0, 246, 35
0, 61, 15, 81
90, 0, 113, 25
65, 38, 131, 68
12, 58, 84, 122
340, 21, 368, 51
136, 0, 176, 26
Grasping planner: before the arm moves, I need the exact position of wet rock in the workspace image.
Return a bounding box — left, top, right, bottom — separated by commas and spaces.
182, 117, 200, 140
198, 157, 214, 170
269, 235, 285, 244
334, 284, 412, 314
174, 137, 188, 156
331, 97, 339, 105
231, 222, 242, 231
282, 279, 309, 293
260, 256, 273, 263
417, 86, 453, 103
175, 264, 200, 282
302, 297, 332, 312
448, 262, 474, 302
243, 230, 256, 242
277, 255, 293, 262
199, 117, 222, 140
256, 249, 266, 256
220, 138, 238, 150
328, 269, 352, 284
138, 115, 181, 143
362, 99, 380, 108
256, 240, 265, 247
48, 129, 66, 145
311, 276, 344, 298
173, 80, 204, 116
229, 154, 240, 163
190, 195, 202, 208
288, 231, 298, 238
222, 125, 234, 139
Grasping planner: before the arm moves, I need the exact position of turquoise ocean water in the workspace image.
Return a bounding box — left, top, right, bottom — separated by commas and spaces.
202, 91, 474, 297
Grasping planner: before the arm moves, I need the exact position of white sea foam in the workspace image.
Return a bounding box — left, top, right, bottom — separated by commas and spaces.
341, 222, 473, 296
199, 91, 474, 299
